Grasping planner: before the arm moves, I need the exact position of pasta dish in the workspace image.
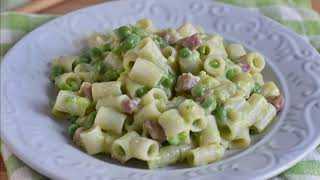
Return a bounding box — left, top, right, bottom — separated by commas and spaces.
50, 19, 284, 168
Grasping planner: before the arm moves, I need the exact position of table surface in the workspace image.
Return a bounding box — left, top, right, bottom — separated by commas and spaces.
1, 0, 319, 180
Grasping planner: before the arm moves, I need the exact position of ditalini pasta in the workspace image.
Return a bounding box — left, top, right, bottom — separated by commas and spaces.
50, 19, 284, 168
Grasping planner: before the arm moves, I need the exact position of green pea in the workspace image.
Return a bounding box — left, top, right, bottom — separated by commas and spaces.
79, 56, 91, 64
51, 65, 64, 80
153, 36, 168, 49
191, 84, 207, 97
102, 43, 112, 51
213, 104, 226, 122
201, 97, 217, 112
113, 47, 122, 55
73, 53, 91, 69
179, 48, 192, 58
132, 26, 148, 37
68, 116, 78, 124
161, 77, 173, 88
104, 70, 120, 81
57, 77, 80, 91
83, 111, 97, 129
135, 87, 149, 97
125, 34, 140, 47
68, 79, 80, 91
120, 34, 140, 53
117, 25, 132, 40
95, 61, 106, 74
251, 82, 261, 94
68, 123, 80, 138
160, 74, 175, 88
168, 131, 188, 145
209, 60, 220, 68
90, 47, 103, 60
226, 69, 237, 80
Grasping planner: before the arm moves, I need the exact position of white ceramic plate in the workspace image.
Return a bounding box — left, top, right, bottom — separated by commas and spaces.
1, 0, 320, 179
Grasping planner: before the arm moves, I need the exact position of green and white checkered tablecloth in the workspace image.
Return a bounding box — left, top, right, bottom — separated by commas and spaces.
1, 0, 319, 179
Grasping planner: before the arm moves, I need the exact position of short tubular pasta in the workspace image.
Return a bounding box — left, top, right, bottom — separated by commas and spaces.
213, 81, 237, 103
226, 43, 246, 60
112, 131, 159, 162
52, 56, 77, 72
218, 114, 244, 140
95, 94, 129, 111
198, 115, 221, 146
141, 88, 168, 106
74, 63, 95, 83
123, 76, 144, 98
165, 96, 186, 110
129, 136, 159, 161
224, 59, 242, 77
220, 138, 229, 150
158, 109, 187, 139
80, 126, 105, 155
204, 35, 228, 58
136, 18, 155, 32
55, 72, 82, 91
53, 90, 90, 116
178, 99, 207, 132
131, 102, 162, 132
233, 73, 255, 99
147, 145, 192, 169
49, 19, 283, 168
246, 93, 268, 126
129, 58, 163, 87
252, 72, 264, 85
178, 23, 199, 38
147, 145, 180, 169
261, 81, 280, 98
88, 32, 107, 49
123, 50, 138, 71
91, 81, 122, 101
104, 132, 120, 153
244, 52, 265, 73
204, 56, 226, 77
229, 128, 250, 149
186, 144, 225, 166
178, 50, 202, 74
224, 96, 247, 110
136, 37, 169, 72
198, 71, 220, 89
94, 106, 127, 134
252, 103, 276, 133
111, 131, 139, 162
162, 46, 178, 72
104, 52, 123, 71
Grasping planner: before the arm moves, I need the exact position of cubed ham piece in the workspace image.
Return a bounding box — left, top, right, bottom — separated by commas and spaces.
238, 62, 250, 72
143, 120, 166, 143
179, 33, 202, 50
159, 31, 179, 45
236, 56, 250, 72
79, 82, 92, 99
267, 95, 284, 112
121, 98, 140, 114
175, 73, 200, 92
73, 127, 86, 146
